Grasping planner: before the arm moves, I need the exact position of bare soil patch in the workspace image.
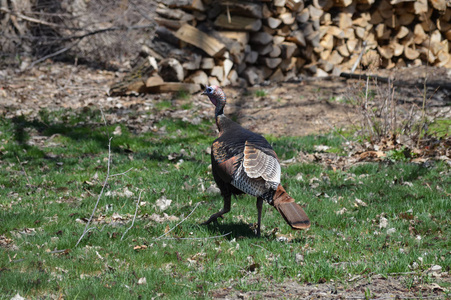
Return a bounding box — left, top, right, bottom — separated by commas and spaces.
1, 63, 450, 139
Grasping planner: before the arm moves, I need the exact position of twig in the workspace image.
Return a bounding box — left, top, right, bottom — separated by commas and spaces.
351, 41, 367, 73
121, 190, 143, 241
16, 156, 31, 186
157, 231, 232, 240
0, 7, 62, 27
28, 40, 81, 69
155, 202, 201, 240
75, 137, 113, 247
110, 167, 134, 177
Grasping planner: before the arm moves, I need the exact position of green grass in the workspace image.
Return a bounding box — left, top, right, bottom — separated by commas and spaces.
254, 89, 268, 97
0, 108, 450, 299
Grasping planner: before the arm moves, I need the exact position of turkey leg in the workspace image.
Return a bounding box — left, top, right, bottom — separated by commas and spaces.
256, 197, 263, 237
201, 194, 231, 225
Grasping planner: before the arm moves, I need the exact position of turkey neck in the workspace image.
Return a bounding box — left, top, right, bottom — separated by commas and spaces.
215, 102, 227, 135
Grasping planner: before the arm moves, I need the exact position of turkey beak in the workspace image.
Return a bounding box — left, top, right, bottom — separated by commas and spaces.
201, 90, 207, 95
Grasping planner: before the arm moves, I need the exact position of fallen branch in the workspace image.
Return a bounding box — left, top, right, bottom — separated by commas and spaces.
157, 231, 232, 240
121, 190, 143, 241
74, 136, 113, 247
155, 202, 201, 240
16, 156, 31, 186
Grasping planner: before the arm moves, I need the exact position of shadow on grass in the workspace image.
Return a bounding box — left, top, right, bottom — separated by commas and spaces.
203, 222, 261, 239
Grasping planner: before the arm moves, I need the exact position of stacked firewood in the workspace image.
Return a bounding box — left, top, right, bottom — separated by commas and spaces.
109, 0, 451, 95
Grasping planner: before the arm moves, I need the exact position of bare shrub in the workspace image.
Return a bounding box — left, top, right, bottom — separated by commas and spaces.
0, 0, 157, 68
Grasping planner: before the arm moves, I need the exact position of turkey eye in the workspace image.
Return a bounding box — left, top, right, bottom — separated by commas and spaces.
207, 87, 213, 93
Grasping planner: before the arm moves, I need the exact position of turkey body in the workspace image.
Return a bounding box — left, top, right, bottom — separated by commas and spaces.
211, 116, 280, 203
201, 86, 310, 236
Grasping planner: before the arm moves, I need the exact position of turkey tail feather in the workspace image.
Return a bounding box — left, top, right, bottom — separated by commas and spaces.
272, 185, 310, 230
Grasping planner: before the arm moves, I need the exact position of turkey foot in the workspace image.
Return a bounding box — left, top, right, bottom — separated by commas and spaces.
201, 195, 231, 225
201, 213, 224, 225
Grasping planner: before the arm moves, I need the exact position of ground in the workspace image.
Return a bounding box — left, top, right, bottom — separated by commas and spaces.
1, 63, 450, 299
1, 63, 450, 138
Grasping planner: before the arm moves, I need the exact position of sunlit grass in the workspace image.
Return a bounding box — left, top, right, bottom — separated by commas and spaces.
0, 108, 449, 299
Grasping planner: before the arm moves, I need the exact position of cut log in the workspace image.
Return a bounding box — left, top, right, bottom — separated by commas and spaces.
146, 74, 164, 88
280, 12, 296, 25
271, 35, 283, 45
413, 0, 428, 14
262, 57, 282, 68
377, 45, 394, 59
155, 17, 187, 30
320, 33, 334, 50
413, 24, 427, 44
255, 43, 273, 55
156, 6, 195, 21
436, 50, 450, 67
327, 26, 345, 39
396, 26, 409, 39
337, 42, 350, 57
227, 69, 239, 85
286, 0, 305, 11
211, 65, 224, 82
370, 11, 384, 25
335, 0, 353, 7
245, 51, 259, 64
375, 24, 391, 40
148, 82, 201, 94
201, 57, 215, 69
220, 2, 263, 18
214, 14, 262, 31
175, 24, 226, 57
361, 49, 380, 68
242, 67, 264, 85
222, 58, 234, 77
287, 30, 306, 47
404, 44, 420, 60
208, 76, 220, 87
274, 0, 287, 7
277, 25, 292, 36
308, 5, 324, 20
155, 26, 180, 46
159, 58, 184, 82
159, 0, 205, 11
280, 42, 298, 59
280, 57, 298, 71
296, 8, 310, 23
218, 31, 249, 46
328, 50, 344, 65
250, 32, 273, 45
182, 54, 202, 70
346, 39, 358, 53
184, 70, 208, 86
338, 12, 353, 29
269, 68, 285, 81
267, 17, 282, 29
393, 42, 404, 56
269, 44, 282, 57
398, 13, 415, 26
313, 0, 334, 10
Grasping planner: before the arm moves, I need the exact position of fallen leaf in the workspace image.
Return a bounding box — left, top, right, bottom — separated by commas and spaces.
355, 198, 367, 207
156, 196, 172, 211
336, 208, 347, 215
137, 277, 147, 285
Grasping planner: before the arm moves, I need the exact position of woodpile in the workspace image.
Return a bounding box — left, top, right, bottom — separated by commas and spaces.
109, 0, 451, 95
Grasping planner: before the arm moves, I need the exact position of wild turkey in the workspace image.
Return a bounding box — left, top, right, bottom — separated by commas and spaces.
201, 85, 310, 236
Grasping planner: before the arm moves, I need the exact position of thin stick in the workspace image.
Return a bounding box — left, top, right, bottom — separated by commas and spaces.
75, 137, 113, 247
16, 156, 31, 186
110, 168, 134, 177
121, 190, 143, 241
155, 202, 201, 240
157, 231, 232, 240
